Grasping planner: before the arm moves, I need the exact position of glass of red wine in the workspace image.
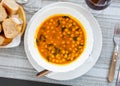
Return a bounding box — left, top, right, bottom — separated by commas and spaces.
85, 0, 112, 10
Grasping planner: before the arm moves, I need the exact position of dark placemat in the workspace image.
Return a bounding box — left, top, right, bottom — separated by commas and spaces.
0, 77, 68, 86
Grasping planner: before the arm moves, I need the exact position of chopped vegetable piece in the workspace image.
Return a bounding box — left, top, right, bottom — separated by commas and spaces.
53, 47, 60, 56
62, 16, 70, 19
36, 38, 39, 43
57, 20, 60, 27
61, 27, 66, 32
39, 34, 46, 42
46, 56, 50, 61
73, 36, 78, 41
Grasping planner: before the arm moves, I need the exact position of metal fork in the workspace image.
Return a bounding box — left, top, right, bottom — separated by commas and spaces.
108, 23, 120, 82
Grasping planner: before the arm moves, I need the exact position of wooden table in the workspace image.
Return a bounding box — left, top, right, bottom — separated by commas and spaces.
0, 0, 120, 86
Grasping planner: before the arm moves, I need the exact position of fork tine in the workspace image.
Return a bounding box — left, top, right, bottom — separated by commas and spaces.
114, 23, 120, 35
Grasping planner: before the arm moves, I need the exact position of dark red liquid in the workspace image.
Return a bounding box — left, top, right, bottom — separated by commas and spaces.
85, 0, 111, 10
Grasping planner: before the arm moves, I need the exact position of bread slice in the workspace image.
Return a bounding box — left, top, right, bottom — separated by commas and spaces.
11, 16, 23, 32
0, 4, 7, 22
2, 17, 23, 38
1, 0, 19, 15
0, 35, 4, 45
0, 35, 12, 46
0, 23, 2, 32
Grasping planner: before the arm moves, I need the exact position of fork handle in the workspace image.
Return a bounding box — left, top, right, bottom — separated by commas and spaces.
108, 51, 118, 82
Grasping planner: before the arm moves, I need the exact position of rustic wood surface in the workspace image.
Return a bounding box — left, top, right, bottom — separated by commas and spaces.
0, 0, 120, 86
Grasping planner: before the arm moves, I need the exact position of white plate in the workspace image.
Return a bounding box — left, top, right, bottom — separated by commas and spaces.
26, 6, 93, 72
24, 2, 102, 80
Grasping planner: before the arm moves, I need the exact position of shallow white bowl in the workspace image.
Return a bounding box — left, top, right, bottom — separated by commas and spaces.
26, 6, 93, 72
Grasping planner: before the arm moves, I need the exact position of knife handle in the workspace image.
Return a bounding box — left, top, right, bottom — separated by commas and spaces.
36, 70, 50, 78
108, 51, 118, 82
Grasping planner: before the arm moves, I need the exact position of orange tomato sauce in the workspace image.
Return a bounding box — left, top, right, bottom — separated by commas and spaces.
35, 14, 86, 65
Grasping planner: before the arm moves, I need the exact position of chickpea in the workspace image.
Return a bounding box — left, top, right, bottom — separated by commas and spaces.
81, 40, 84, 43
75, 48, 78, 51
73, 50, 76, 53
66, 51, 69, 54
72, 41, 75, 44
75, 44, 77, 47
66, 41, 70, 44
41, 49, 44, 52
51, 50, 55, 54
63, 32, 66, 35
62, 50, 65, 54
55, 60, 59, 63
49, 23, 52, 25
75, 26, 79, 29
72, 44, 75, 48
47, 26, 50, 29
68, 24, 72, 27
53, 22, 56, 25
64, 54, 67, 58
69, 48, 72, 51
52, 30, 55, 33
51, 55, 55, 58
57, 36, 60, 39
70, 58, 74, 61
75, 31, 79, 35
80, 32, 83, 35
62, 59, 65, 62
62, 41, 65, 44
75, 53, 79, 57
59, 60, 62, 64
62, 21, 66, 24
60, 34, 62, 37
77, 41, 80, 45
79, 46, 82, 49
45, 35, 48, 38
56, 56, 61, 60
50, 19, 53, 22
51, 41, 54, 43
47, 30, 50, 33
73, 22, 76, 25
77, 37, 81, 41
71, 34, 74, 37
69, 20, 72, 23
72, 28, 76, 31
52, 59, 55, 63
45, 45, 47, 48
65, 29, 68, 32
63, 45, 66, 47
80, 49, 83, 52
67, 31, 71, 34
70, 38, 72, 41
66, 18, 69, 21
51, 26, 54, 29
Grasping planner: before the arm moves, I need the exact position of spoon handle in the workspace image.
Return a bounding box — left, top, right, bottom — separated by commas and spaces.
36, 70, 50, 78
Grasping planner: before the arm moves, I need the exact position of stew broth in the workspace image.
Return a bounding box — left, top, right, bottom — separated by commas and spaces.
35, 14, 86, 65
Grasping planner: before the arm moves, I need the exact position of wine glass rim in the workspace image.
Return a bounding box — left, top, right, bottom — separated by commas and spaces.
88, 0, 112, 6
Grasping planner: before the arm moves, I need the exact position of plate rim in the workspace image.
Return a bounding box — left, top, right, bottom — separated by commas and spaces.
24, 2, 102, 80
26, 6, 94, 72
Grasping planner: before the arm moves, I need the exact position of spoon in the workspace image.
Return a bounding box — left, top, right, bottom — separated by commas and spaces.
36, 70, 50, 78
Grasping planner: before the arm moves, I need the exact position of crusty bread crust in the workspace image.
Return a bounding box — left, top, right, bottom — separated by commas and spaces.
0, 35, 4, 45
0, 35, 12, 46
0, 4, 7, 22
2, 18, 22, 38
1, 0, 19, 15
0, 23, 2, 32
0, 0, 26, 46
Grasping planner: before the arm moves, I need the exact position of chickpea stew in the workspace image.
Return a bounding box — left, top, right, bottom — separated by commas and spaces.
35, 14, 86, 65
